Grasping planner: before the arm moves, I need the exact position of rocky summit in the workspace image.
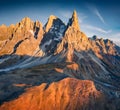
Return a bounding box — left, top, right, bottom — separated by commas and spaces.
0, 11, 120, 110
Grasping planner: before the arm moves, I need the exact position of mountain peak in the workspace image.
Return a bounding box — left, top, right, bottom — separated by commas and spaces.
49, 15, 57, 20
67, 10, 80, 31
16, 17, 34, 31
0, 24, 7, 27
21, 17, 32, 22
45, 15, 58, 32
72, 10, 77, 18
20, 17, 33, 26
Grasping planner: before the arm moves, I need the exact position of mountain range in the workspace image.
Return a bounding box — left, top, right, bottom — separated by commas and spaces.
0, 10, 120, 110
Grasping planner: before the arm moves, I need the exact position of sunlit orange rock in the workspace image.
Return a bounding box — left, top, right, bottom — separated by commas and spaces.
0, 78, 104, 110
45, 15, 57, 33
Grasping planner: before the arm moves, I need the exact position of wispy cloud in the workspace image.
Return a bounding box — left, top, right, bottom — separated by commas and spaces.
108, 33, 120, 44
113, 33, 120, 37
82, 24, 112, 34
87, 5, 106, 25
110, 33, 120, 39
59, 10, 72, 19
78, 13, 87, 23
94, 8, 106, 25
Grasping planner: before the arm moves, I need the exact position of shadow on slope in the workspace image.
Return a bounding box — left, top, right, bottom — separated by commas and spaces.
0, 65, 69, 105
0, 55, 70, 105
0, 51, 120, 107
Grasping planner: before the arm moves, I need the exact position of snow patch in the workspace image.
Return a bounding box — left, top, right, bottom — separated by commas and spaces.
41, 40, 52, 51
60, 25, 65, 33
54, 37, 62, 41
29, 30, 34, 36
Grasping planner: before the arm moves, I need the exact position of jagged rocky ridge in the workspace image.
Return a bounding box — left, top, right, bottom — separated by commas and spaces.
0, 10, 120, 110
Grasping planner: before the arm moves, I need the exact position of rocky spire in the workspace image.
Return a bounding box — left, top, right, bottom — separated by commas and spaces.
44, 15, 57, 33
67, 10, 80, 31
21, 17, 32, 24
19, 17, 33, 29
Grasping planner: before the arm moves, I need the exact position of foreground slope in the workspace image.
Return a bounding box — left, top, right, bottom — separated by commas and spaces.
0, 63, 119, 110
0, 78, 104, 110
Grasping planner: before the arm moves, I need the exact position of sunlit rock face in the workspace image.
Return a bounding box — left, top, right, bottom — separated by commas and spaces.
0, 11, 119, 58
68, 10, 80, 31
44, 15, 58, 33
0, 10, 120, 110
0, 17, 44, 56
0, 78, 105, 110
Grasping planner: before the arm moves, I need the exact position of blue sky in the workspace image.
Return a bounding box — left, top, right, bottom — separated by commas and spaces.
0, 0, 120, 42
